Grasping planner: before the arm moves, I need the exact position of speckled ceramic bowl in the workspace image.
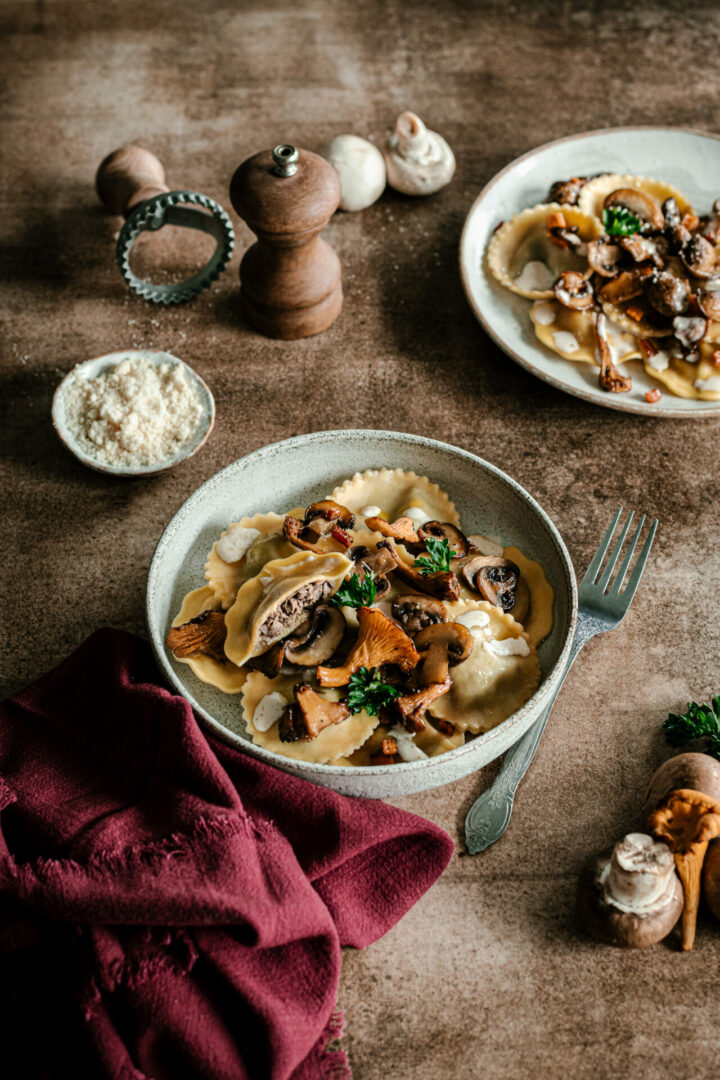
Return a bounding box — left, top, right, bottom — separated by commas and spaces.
52, 349, 215, 476
147, 431, 577, 798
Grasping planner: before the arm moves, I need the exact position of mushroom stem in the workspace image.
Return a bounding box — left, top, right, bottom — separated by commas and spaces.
674, 845, 707, 951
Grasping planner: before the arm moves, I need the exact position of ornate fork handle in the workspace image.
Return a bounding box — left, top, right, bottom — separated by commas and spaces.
465, 614, 595, 854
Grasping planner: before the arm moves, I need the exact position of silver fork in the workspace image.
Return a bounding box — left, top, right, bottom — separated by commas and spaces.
465, 507, 658, 855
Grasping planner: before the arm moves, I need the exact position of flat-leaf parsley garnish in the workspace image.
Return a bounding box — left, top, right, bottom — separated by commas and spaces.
663, 696, 720, 761
331, 570, 376, 609
346, 666, 400, 716
414, 536, 453, 575
602, 205, 642, 237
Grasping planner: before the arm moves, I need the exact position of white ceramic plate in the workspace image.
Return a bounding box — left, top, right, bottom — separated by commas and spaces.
460, 126, 720, 419
52, 349, 215, 475
147, 431, 577, 798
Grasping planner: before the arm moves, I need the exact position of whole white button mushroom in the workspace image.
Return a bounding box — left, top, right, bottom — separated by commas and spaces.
384, 111, 455, 196
317, 134, 387, 212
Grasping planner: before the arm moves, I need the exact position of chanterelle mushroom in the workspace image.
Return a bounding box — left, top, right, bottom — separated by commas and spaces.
383, 111, 455, 196
364, 515, 420, 546
648, 788, 720, 950
596, 312, 632, 394
393, 676, 451, 733
577, 833, 683, 948
166, 610, 227, 662
316, 605, 419, 687
279, 683, 350, 742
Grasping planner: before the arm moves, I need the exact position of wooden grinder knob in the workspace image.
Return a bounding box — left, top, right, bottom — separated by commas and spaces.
229, 144, 342, 339
95, 145, 170, 217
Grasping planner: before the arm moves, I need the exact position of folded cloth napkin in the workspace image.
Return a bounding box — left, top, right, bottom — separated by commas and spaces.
0, 629, 453, 1080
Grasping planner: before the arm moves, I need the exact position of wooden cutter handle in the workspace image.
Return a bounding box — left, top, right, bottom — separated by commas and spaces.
95, 145, 170, 217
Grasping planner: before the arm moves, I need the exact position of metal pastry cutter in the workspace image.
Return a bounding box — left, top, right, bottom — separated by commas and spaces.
96, 145, 235, 304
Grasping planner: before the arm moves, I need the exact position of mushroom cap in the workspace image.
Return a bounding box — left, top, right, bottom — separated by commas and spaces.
384, 111, 455, 196
461, 555, 521, 612
283, 604, 345, 666
418, 520, 470, 557
293, 682, 351, 739
680, 234, 717, 279
391, 594, 448, 636
604, 187, 664, 230
577, 849, 684, 948
317, 134, 386, 212
696, 282, 720, 320
641, 752, 720, 819
553, 270, 594, 310
587, 238, 623, 277
599, 267, 653, 305
672, 314, 708, 347
414, 621, 474, 664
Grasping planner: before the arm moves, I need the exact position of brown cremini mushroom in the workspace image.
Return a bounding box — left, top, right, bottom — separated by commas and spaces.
696, 283, 720, 321
648, 788, 720, 950
414, 622, 474, 685
577, 833, 684, 948
598, 267, 653, 305
166, 610, 227, 662
680, 235, 717, 279
283, 604, 345, 666
417, 520, 470, 557
641, 752, 720, 820
619, 234, 664, 267
596, 313, 632, 393
547, 176, 588, 206
703, 839, 720, 921
391, 595, 448, 636
587, 238, 623, 278
604, 188, 664, 231
553, 270, 594, 311
316, 605, 419, 687
699, 197, 720, 243
662, 197, 682, 228
645, 271, 690, 316
350, 543, 397, 600
245, 640, 285, 677
461, 555, 522, 612
278, 682, 351, 742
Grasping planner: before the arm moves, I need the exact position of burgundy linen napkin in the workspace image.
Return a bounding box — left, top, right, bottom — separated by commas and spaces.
0, 630, 453, 1080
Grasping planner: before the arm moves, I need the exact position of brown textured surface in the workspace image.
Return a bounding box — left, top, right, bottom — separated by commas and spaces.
1, 2, 719, 1077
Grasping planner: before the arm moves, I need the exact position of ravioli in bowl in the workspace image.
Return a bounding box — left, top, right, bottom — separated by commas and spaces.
166, 468, 554, 769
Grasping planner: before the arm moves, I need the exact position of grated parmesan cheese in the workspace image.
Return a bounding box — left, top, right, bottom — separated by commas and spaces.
64, 356, 205, 467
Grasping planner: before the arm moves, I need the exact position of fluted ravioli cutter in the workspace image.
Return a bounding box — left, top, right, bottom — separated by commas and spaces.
96, 146, 235, 304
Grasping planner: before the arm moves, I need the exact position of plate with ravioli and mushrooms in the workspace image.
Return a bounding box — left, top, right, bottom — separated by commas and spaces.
147, 431, 576, 798
460, 126, 720, 418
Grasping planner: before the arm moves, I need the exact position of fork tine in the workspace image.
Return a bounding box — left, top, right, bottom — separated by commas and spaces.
618, 519, 658, 605
581, 506, 623, 584
609, 513, 645, 594
597, 510, 635, 592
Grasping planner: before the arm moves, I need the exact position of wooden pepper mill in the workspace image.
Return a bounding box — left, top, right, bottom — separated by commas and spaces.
229, 144, 342, 339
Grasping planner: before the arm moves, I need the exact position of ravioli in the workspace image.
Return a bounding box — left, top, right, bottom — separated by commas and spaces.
429, 600, 540, 734
205, 512, 295, 609
530, 301, 642, 365
578, 174, 692, 224
643, 341, 720, 401
331, 468, 460, 527
242, 672, 379, 763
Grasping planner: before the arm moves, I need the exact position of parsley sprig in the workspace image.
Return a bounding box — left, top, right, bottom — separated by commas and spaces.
663, 696, 720, 761
413, 536, 453, 575
331, 570, 376, 609
603, 205, 642, 237
346, 666, 400, 716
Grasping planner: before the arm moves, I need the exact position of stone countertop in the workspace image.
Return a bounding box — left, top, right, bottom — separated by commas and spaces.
1, 2, 718, 1077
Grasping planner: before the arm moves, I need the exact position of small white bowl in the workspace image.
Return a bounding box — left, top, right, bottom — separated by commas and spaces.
52, 349, 215, 476
147, 431, 577, 799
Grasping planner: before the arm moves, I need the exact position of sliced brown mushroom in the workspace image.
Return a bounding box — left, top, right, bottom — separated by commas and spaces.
619, 234, 664, 267
553, 270, 594, 311
547, 175, 588, 206
645, 271, 690, 316
696, 282, 720, 320
662, 197, 682, 229
283, 604, 345, 666
461, 555, 522, 612
587, 238, 623, 278
673, 314, 708, 349
680, 235, 717, 279
166, 610, 227, 662
284, 500, 355, 552
350, 543, 398, 601
417, 520, 470, 558
598, 267, 653, 305
391, 595, 448, 637
393, 676, 452, 733
316, 605, 419, 687
245, 640, 285, 677
414, 622, 474, 684
278, 682, 351, 742
364, 515, 420, 546
283, 515, 325, 553
604, 188, 664, 231
387, 550, 461, 602
596, 312, 633, 393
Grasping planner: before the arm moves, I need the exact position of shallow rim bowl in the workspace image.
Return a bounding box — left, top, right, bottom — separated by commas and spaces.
52, 349, 215, 476
146, 430, 578, 798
